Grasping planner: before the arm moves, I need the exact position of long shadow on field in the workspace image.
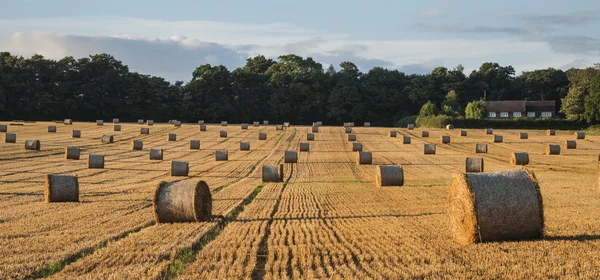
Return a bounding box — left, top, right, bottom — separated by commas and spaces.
237, 212, 444, 222
544, 234, 600, 242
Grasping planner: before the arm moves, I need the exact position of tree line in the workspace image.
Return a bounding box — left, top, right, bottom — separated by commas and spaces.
0, 51, 599, 125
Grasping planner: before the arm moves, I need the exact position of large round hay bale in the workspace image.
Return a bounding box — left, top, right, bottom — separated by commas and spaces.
299, 142, 309, 152
253, 121, 259, 127
276, 125, 283, 130
48, 126, 56, 133
284, 122, 290, 127
421, 131, 429, 137
259, 132, 267, 140
546, 129, 555, 136
262, 164, 284, 182
140, 127, 149, 134
45, 174, 79, 203
485, 128, 493, 135
364, 122, 371, 127
460, 130, 467, 137
520, 132, 528, 139
168, 133, 176, 141
131, 140, 143, 150
312, 126, 319, 133
64, 119, 73, 125
448, 169, 544, 244
96, 120, 104, 126
88, 154, 104, 169
263, 120, 269, 125
216, 150, 228, 161
101, 135, 114, 144
475, 143, 487, 153
565, 140, 576, 149
114, 125, 121, 131
347, 134, 356, 141
200, 125, 207, 131
510, 152, 529, 165
403, 136, 411, 144
113, 118, 119, 124
137, 119, 144, 124
221, 121, 227, 126
465, 157, 484, 173
0, 124, 7, 132
345, 127, 352, 133
407, 124, 415, 130
174, 120, 181, 127
240, 142, 250, 151
147, 120, 154, 126
307, 133, 314, 141
220, 131, 227, 138
171, 161, 189, 176
376, 165, 404, 187
198, 120, 205, 125
424, 143, 436, 155
150, 148, 163, 160
241, 123, 248, 130
575, 131, 585, 139
441, 135, 451, 144
153, 180, 212, 223
356, 151, 372, 165
190, 140, 200, 150
493, 135, 503, 143
72, 130, 81, 138
446, 124, 454, 130
25, 139, 40, 151
5, 133, 16, 143
389, 131, 397, 137
352, 142, 363, 152
546, 144, 560, 155
65, 147, 80, 160
285, 150, 297, 163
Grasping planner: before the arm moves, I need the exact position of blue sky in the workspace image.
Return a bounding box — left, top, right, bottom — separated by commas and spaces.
1, 0, 598, 81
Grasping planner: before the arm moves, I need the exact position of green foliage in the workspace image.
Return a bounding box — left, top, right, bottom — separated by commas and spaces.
560, 87, 587, 121
465, 100, 486, 119
419, 101, 438, 117
416, 115, 452, 128
584, 77, 600, 123
395, 115, 417, 127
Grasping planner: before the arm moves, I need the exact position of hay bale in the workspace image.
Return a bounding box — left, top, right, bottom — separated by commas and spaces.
259, 132, 267, 140
114, 125, 121, 131
424, 143, 436, 155
352, 142, 363, 152
546, 129, 555, 136
263, 120, 269, 125
262, 164, 284, 182
190, 140, 200, 150
421, 131, 429, 137
64, 119, 73, 125
131, 140, 143, 150
299, 142, 309, 152
101, 135, 114, 144
307, 133, 315, 141
345, 127, 352, 133
198, 120, 205, 125
407, 124, 415, 130
138, 119, 144, 124
219, 130, 227, 138
520, 132, 528, 139
241, 123, 248, 129
389, 131, 397, 137
403, 136, 411, 144
465, 157, 484, 173
96, 120, 104, 126
494, 135, 503, 143
72, 130, 81, 138
349, 122, 355, 127
0, 124, 6, 132
546, 144, 560, 155
441, 135, 451, 144
475, 143, 487, 153
216, 150, 228, 161
364, 122, 371, 127
113, 118, 119, 123
88, 154, 104, 169
153, 180, 212, 223
376, 165, 404, 187
253, 121, 259, 127
565, 140, 576, 149
221, 121, 228, 126
314, 121, 323, 126
147, 120, 154, 126
173, 120, 181, 127
510, 152, 529, 165
276, 125, 283, 130
575, 131, 585, 139
200, 125, 207, 131
343, 122, 348, 127
284, 122, 290, 127
347, 134, 356, 141
356, 151, 372, 165
150, 148, 163, 160
24, 139, 40, 151
240, 142, 250, 151
448, 169, 544, 244
312, 126, 319, 133
65, 147, 80, 160
48, 126, 56, 133
44, 174, 79, 203
446, 124, 454, 130
168, 133, 176, 141
459, 130, 467, 137
171, 161, 189, 176
141, 127, 150, 134
486, 128, 493, 135
5, 133, 16, 143
285, 150, 297, 163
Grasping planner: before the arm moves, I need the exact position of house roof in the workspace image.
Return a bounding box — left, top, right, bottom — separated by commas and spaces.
526, 100, 556, 112
485, 100, 556, 112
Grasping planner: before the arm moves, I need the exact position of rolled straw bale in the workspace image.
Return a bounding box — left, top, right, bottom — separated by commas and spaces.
299, 142, 309, 152
150, 148, 163, 160
403, 136, 411, 144
307, 133, 314, 141
72, 130, 81, 138
448, 169, 544, 244
475, 143, 488, 153
101, 135, 114, 144
575, 131, 585, 139
113, 118, 119, 123
546, 144, 560, 155
345, 127, 352, 133
446, 124, 454, 130
284, 122, 290, 127
221, 121, 228, 126
356, 151, 372, 165
565, 140, 576, 149
0, 124, 6, 132
263, 120, 269, 125
312, 126, 319, 133
421, 131, 429, 137
285, 150, 298, 163
48, 126, 56, 133
141, 127, 150, 134
510, 152, 529, 165
441, 135, 451, 144
138, 119, 144, 124
114, 125, 121, 131
315, 121, 323, 126
24, 139, 40, 151
352, 142, 363, 152
389, 131, 397, 137
546, 129, 555, 136
198, 120, 205, 125
520, 132, 528, 139
131, 140, 143, 150
460, 130, 467, 137
276, 125, 283, 130
349, 122, 355, 127
171, 161, 189, 176
220, 130, 227, 138
190, 140, 200, 150
64, 119, 73, 125
407, 124, 415, 130
147, 120, 154, 126
200, 125, 207, 131
364, 122, 371, 127
241, 123, 248, 129
168, 120, 174, 124
262, 164, 284, 182
494, 135, 503, 143
259, 132, 267, 140
253, 121, 260, 127
343, 122, 348, 127
168, 133, 176, 141
465, 157, 484, 173
376, 165, 404, 187
216, 150, 228, 161
424, 143, 436, 155
96, 120, 103, 126
240, 142, 250, 151
65, 147, 80, 160
153, 180, 212, 223
5, 133, 16, 143
173, 120, 181, 127
44, 174, 79, 203
486, 128, 493, 135
88, 154, 104, 169
347, 134, 356, 141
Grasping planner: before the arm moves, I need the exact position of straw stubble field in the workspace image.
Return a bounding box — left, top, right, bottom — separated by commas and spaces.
1, 122, 599, 279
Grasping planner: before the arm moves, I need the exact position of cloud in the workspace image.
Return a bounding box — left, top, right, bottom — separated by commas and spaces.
417, 0, 449, 19
515, 11, 597, 27
416, 23, 531, 36
559, 58, 595, 70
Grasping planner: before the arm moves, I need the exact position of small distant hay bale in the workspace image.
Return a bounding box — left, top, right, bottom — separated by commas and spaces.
493, 135, 503, 143
96, 120, 104, 126
345, 127, 352, 133
153, 180, 212, 223
349, 122, 355, 127
307, 133, 314, 141
263, 120, 269, 125
446, 124, 454, 130
138, 119, 144, 124
253, 121, 260, 127
285, 150, 298, 163
221, 121, 228, 126
546, 144, 560, 155
216, 150, 228, 161
312, 126, 319, 133
460, 130, 467, 137
198, 120, 205, 125
441, 135, 451, 144
520, 132, 528, 139
45, 174, 79, 203
5, 133, 16, 143
447, 169, 544, 244
173, 120, 181, 127
352, 142, 363, 152
510, 152, 529, 165
575, 131, 585, 139
0, 124, 6, 132
475, 143, 487, 153
315, 121, 323, 126
241, 123, 248, 129
114, 125, 121, 131
168, 133, 176, 141
421, 131, 429, 137
356, 151, 372, 165
465, 157, 484, 173
200, 125, 207, 131
101, 135, 114, 144
147, 120, 154, 126
65, 147, 80, 160
546, 129, 555, 136
168, 120, 174, 124
131, 140, 143, 150
364, 122, 371, 127
88, 154, 104, 169
262, 164, 284, 182
565, 140, 576, 149
140, 127, 150, 134
171, 161, 189, 176
113, 118, 119, 124
424, 144, 436, 155
407, 124, 415, 130
48, 126, 56, 133
190, 140, 200, 150
72, 130, 81, 138
284, 122, 290, 127
485, 128, 493, 135
389, 131, 397, 137
240, 142, 250, 151
376, 165, 404, 187
220, 130, 227, 138
259, 132, 267, 140
64, 119, 73, 125
24, 139, 40, 150
347, 134, 356, 141
299, 142, 309, 152
403, 136, 411, 144
276, 125, 283, 130
150, 148, 163, 160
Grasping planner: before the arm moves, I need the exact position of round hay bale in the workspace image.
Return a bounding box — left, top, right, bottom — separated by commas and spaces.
276, 125, 283, 130
168, 120, 174, 124
575, 131, 585, 139
546, 129, 555, 136
448, 169, 544, 244
220, 131, 227, 138
72, 130, 81, 138
312, 126, 319, 133
262, 164, 284, 182
153, 180, 212, 223
356, 151, 372, 165
216, 150, 228, 161
546, 144, 560, 155
65, 147, 80, 160
171, 161, 189, 176
446, 124, 454, 130
307, 133, 315, 141
493, 135, 503, 143
285, 150, 297, 163
48, 126, 56, 133
221, 121, 227, 126
485, 128, 493, 135
137, 119, 144, 124
101, 135, 114, 144
113, 118, 119, 124
253, 121, 260, 127
510, 152, 529, 165
114, 125, 121, 131
475, 143, 488, 153
0, 124, 7, 132
284, 122, 290, 127
25, 139, 40, 151
198, 120, 205, 125
140, 127, 149, 134
299, 142, 309, 152
460, 130, 467, 137
441, 135, 451, 144
147, 120, 154, 126
376, 165, 404, 187
200, 125, 207, 131
240, 142, 250, 151
465, 157, 484, 173
403, 136, 411, 144
364, 122, 371, 127
407, 124, 415, 130
345, 127, 352, 133
131, 140, 143, 150
45, 174, 79, 203
96, 120, 104, 126
241, 123, 248, 129
349, 122, 355, 127
520, 132, 528, 139
173, 120, 181, 127
389, 131, 397, 137
347, 134, 356, 141
421, 131, 429, 137
150, 148, 163, 160
263, 120, 269, 125
190, 140, 200, 150
259, 132, 267, 140
88, 154, 104, 169
565, 140, 576, 149
168, 133, 176, 141
64, 119, 73, 125
424, 143, 436, 155
5, 133, 16, 143
352, 142, 363, 152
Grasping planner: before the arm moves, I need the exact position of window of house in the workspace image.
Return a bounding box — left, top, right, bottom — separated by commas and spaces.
513, 112, 522, 117
541, 112, 552, 118
500, 112, 508, 117
527, 112, 536, 118
488, 112, 496, 118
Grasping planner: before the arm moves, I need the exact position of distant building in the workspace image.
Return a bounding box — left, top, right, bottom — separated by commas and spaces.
485, 100, 556, 119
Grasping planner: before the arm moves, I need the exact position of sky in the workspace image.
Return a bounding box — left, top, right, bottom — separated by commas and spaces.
1, 0, 599, 81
